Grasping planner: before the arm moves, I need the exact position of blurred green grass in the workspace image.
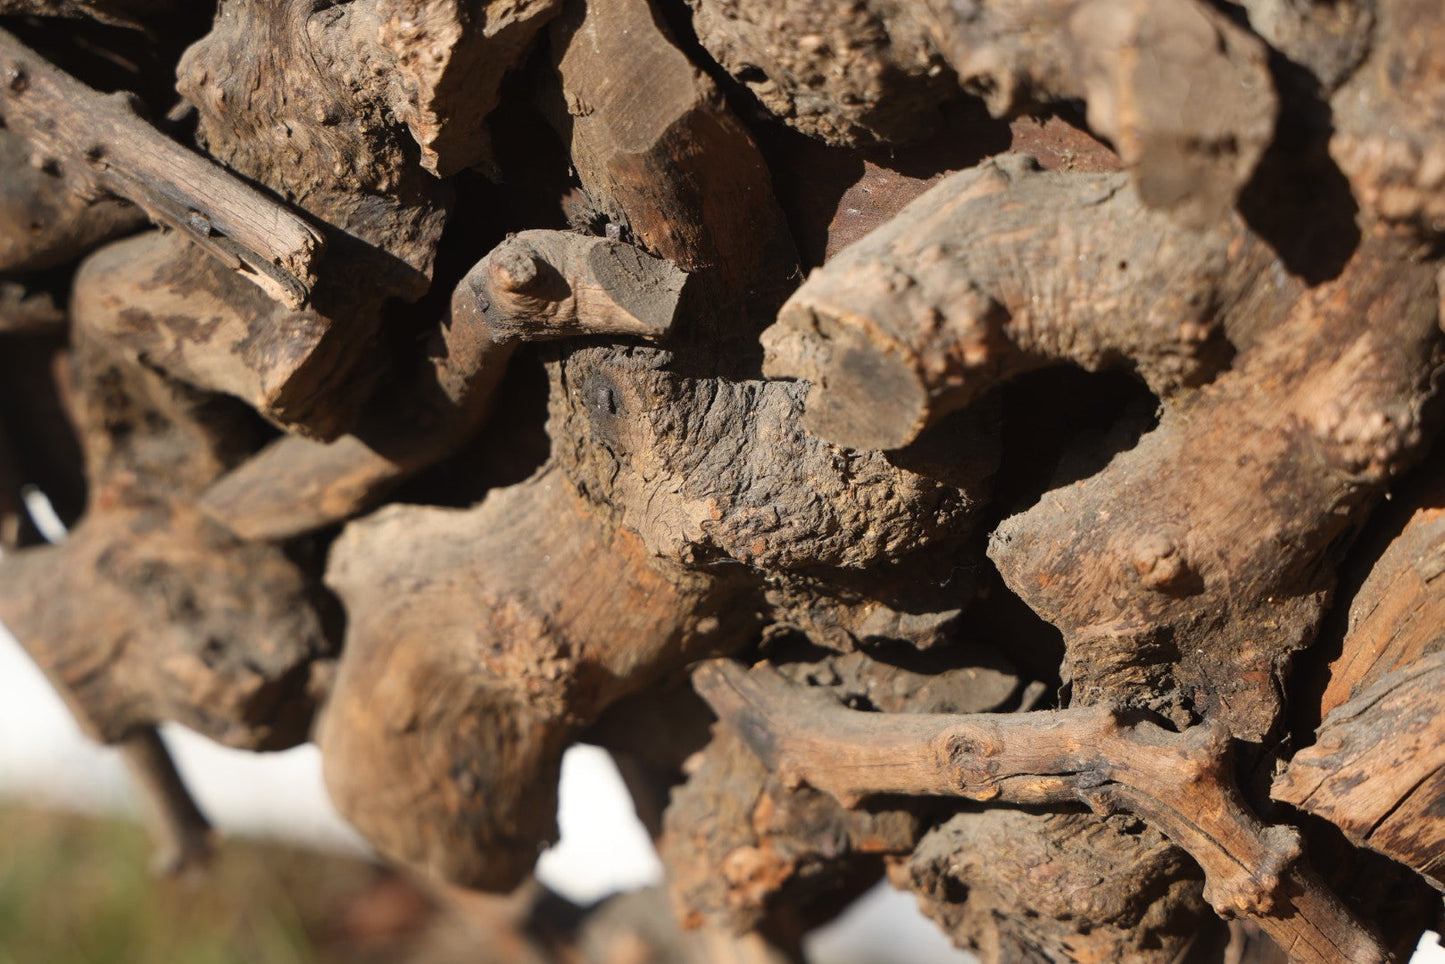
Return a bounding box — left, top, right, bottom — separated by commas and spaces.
0, 805, 430, 964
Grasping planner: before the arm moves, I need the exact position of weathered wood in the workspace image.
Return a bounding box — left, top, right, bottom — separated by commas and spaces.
1236, 0, 1374, 92
1316, 479, 1445, 717
71, 231, 368, 440
175, 0, 449, 300
377, 0, 564, 176
317, 468, 754, 890
900, 808, 1215, 962
547, 0, 797, 328
661, 728, 900, 940
695, 660, 1388, 964
0, 335, 329, 750
0, 27, 325, 307
990, 233, 1441, 741
916, 0, 1278, 223
1275, 650, 1445, 890
0, 128, 143, 273
663, 650, 1017, 936
1329, 0, 1445, 234
685, 0, 957, 147
762, 155, 1271, 451
198, 231, 686, 540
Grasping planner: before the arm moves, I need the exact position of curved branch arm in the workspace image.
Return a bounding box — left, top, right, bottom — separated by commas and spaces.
693, 660, 1389, 964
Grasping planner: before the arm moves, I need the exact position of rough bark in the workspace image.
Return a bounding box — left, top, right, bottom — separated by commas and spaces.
1328, 0, 1445, 235
378, 0, 564, 176
1275, 650, 1445, 891
762, 155, 1269, 451
900, 808, 1214, 963
685, 0, 957, 147
0, 27, 325, 306
318, 468, 752, 890
6, 0, 1445, 958
696, 660, 1388, 964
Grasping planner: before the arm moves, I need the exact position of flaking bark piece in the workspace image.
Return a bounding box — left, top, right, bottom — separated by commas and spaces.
917, 0, 1278, 223
198, 231, 687, 540
318, 468, 754, 890
762, 156, 1270, 452
990, 233, 1442, 741
378, 0, 564, 176
0, 27, 325, 307
1275, 651, 1445, 892
694, 660, 1388, 964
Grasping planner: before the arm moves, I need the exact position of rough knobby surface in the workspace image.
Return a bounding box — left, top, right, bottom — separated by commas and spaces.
4, 0, 1445, 960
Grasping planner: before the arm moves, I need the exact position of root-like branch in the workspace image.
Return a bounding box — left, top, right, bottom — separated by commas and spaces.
693, 660, 1389, 964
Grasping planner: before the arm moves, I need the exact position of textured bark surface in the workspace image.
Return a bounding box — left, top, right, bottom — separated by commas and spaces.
6, 0, 1445, 959
1276, 651, 1445, 891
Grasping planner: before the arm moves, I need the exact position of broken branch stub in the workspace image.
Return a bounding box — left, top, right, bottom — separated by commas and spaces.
0, 27, 324, 307
70, 231, 366, 441
198, 231, 686, 541
694, 660, 1388, 964
762, 155, 1267, 452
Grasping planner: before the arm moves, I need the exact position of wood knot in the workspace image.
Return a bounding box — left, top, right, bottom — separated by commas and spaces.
3, 62, 26, 93
492, 243, 544, 294
1131, 533, 1198, 593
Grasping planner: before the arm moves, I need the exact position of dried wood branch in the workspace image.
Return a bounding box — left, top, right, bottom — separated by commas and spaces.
198, 231, 686, 540
694, 659, 1388, 964
0, 27, 325, 307
118, 727, 213, 876
317, 468, 753, 890
762, 155, 1269, 451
